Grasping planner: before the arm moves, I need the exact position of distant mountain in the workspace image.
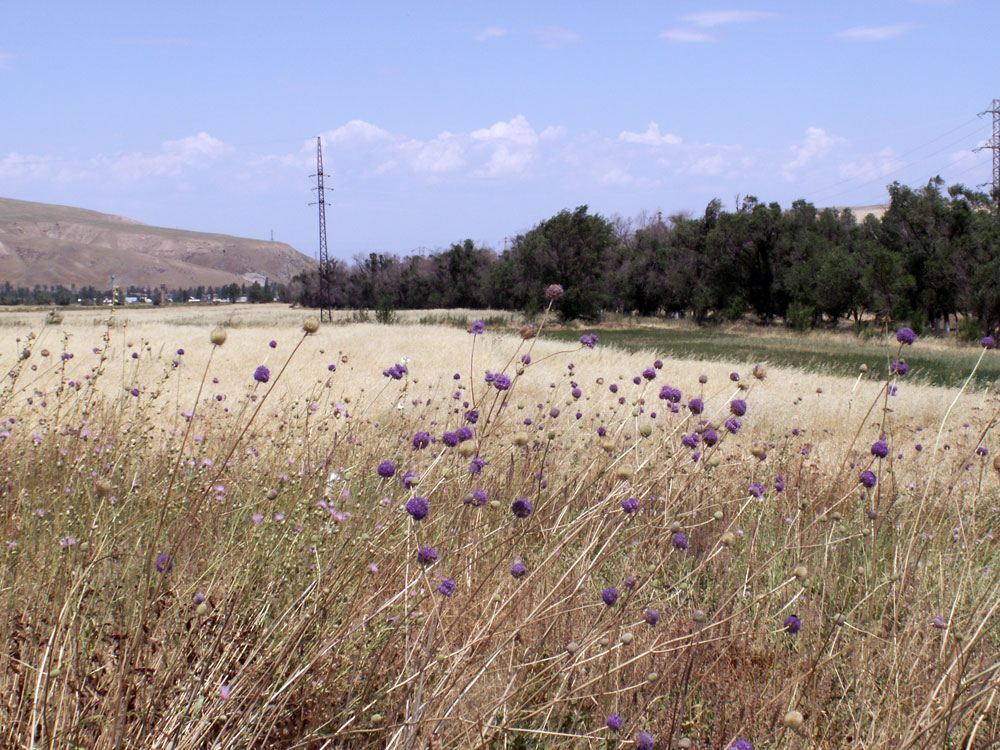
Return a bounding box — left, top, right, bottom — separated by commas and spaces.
0, 197, 316, 289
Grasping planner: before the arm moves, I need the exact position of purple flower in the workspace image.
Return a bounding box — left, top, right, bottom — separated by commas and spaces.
467, 488, 488, 506
871, 440, 889, 458
653, 359, 663, 369
896, 327, 916, 345
891, 360, 909, 376
636, 731, 655, 750
702, 428, 719, 447
130, 388, 140, 397
511, 498, 533, 519
859, 470, 877, 488
253, 365, 270, 383
672, 532, 688, 550
494, 374, 512, 391
510, 557, 527, 578
681, 433, 700, 449
606, 714, 623, 732
931, 614, 947, 629
377, 460, 396, 478
549, 407, 560, 418
981, 336, 995, 350
442, 431, 459, 447
405, 497, 429, 521
621, 497, 639, 514
545, 283, 564, 301
728, 741, 753, 750
658, 385, 681, 403
977, 445, 988, 456
268, 340, 277, 348
579, 333, 600, 348
457, 425, 474, 442
748, 482, 765, 498
688, 398, 704, 415
642, 368, 656, 381
469, 457, 485, 474
437, 578, 456, 596
412, 431, 430, 450
784, 614, 802, 634
609, 384, 618, 394
468, 320, 485, 335
645, 608, 660, 625
725, 417, 742, 434
730, 372, 740, 381
601, 587, 619, 606
729, 399, 747, 417
417, 545, 438, 565
571, 387, 582, 399
465, 409, 479, 424
774, 475, 785, 492
155, 553, 174, 574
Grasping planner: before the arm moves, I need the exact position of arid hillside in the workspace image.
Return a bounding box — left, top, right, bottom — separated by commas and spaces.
0, 197, 316, 288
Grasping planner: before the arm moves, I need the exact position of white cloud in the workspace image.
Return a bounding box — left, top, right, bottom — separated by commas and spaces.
783, 127, 847, 178
0, 152, 52, 179
322, 120, 392, 144
406, 132, 465, 174
475, 26, 508, 41
680, 154, 727, 176
110, 132, 232, 180
533, 26, 581, 48
599, 168, 661, 188
681, 9, 775, 26
540, 125, 567, 140
660, 28, 715, 43
619, 122, 682, 146
834, 24, 915, 41
838, 147, 899, 181
471, 114, 539, 146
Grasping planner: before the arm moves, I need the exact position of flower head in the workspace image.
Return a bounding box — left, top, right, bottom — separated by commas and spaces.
155, 553, 174, 574
494, 374, 512, 391
510, 557, 527, 578
636, 731, 655, 750
468, 320, 485, 335
859, 470, 877, 488
417, 545, 438, 565
511, 498, 533, 519
601, 587, 619, 606
621, 497, 639, 514
981, 336, 996, 350
545, 283, 564, 301
896, 327, 916, 345
437, 578, 456, 596
748, 482, 765, 498
783, 614, 802, 634
412, 431, 430, 450
253, 365, 270, 383
377, 460, 396, 478
728, 741, 753, 750
729, 399, 747, 417
405, 497, 429, 521
606, 714, 623, 732
891, 360, 909, 376
672, 532, 688, 550
688, 398, 704, 415
871, 440, 889, 458
579, 333, 599, 348
645, 608, 660, 625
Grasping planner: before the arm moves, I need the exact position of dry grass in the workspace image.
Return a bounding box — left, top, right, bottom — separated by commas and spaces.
1, 304, 999, 749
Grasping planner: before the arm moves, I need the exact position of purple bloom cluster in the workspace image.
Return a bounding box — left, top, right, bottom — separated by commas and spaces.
672, 532, 688, 550
383, 362, 408, 379
636, 731, 655, 750
468, 320, 485, 335
749, 482, 765, 498
493, 374, 512, 391
897, 327, 916, 345
659, 385, 682, 403
702, 428, 719, 447
438, 578, 456, 596
982, 336, 996, 350
579, 333, 600, 348
510, 557, 527, 578
405, 496, 429, 521
253, 365, 270, 383
606, 714, 623, 731
417, 545, 438, 565
688, 398, 704, 415
725, 417, 742, 434
891, 360, 909, 376
511, 498, 533, 518
729, 399, 747, 417
601, 587, 619, 606
377, 460, 396, 478
783, 614, 802, 634
412, 431, 430, 450
621, 497, 639, 514
641, 368, 656, 381
681, 433, 700, 449
645, 608, 660, 625
859, 470, 877, 488
871, 440, 889, 458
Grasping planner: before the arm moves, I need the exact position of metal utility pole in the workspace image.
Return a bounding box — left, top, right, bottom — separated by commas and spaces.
309, 136, 333, 321
976, 99, 1000, 214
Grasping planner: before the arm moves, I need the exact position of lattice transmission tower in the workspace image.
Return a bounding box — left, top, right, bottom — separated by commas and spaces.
309, 136, 334, 321
976, 99, 1000, 215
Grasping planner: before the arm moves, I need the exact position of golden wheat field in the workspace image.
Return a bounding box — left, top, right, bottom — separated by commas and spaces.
1, 303, 998, 749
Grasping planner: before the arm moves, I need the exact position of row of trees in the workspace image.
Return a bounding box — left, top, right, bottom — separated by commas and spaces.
0, 280, 284, 306
290, 178, 1000, 336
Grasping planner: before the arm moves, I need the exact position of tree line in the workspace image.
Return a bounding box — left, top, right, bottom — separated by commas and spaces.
0, 280, 284, 306
291, 178, 1000, 338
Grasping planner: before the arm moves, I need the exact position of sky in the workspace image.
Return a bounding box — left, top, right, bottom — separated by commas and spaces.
1, 1, 997, 263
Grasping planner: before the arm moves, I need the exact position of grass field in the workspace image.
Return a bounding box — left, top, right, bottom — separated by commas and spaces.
1, 304, 999, 749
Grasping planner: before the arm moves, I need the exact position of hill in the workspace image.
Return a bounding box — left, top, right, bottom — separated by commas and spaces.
0, 197, 316, 289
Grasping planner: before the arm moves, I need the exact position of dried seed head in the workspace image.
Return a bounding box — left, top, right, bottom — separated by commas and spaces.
721, 532, 737, 547
210, 328, 227, 346
621, 632, 633, 644
859, 363, 869, 373
95, 478, 113, 497
565, 640, 579, 654
783, 710, 804, 729
647, 671, 659, 682
519, 323, 537, 340
753, 363, 767, 380
793, 565, 809, 581
514, 433, 529, 447
692, 609, 707, 623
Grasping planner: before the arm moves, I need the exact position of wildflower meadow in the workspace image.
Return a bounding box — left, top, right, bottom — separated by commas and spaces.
1, 300, 999, 749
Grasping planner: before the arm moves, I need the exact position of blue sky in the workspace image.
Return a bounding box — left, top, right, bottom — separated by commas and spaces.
1, 1, 996, 262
